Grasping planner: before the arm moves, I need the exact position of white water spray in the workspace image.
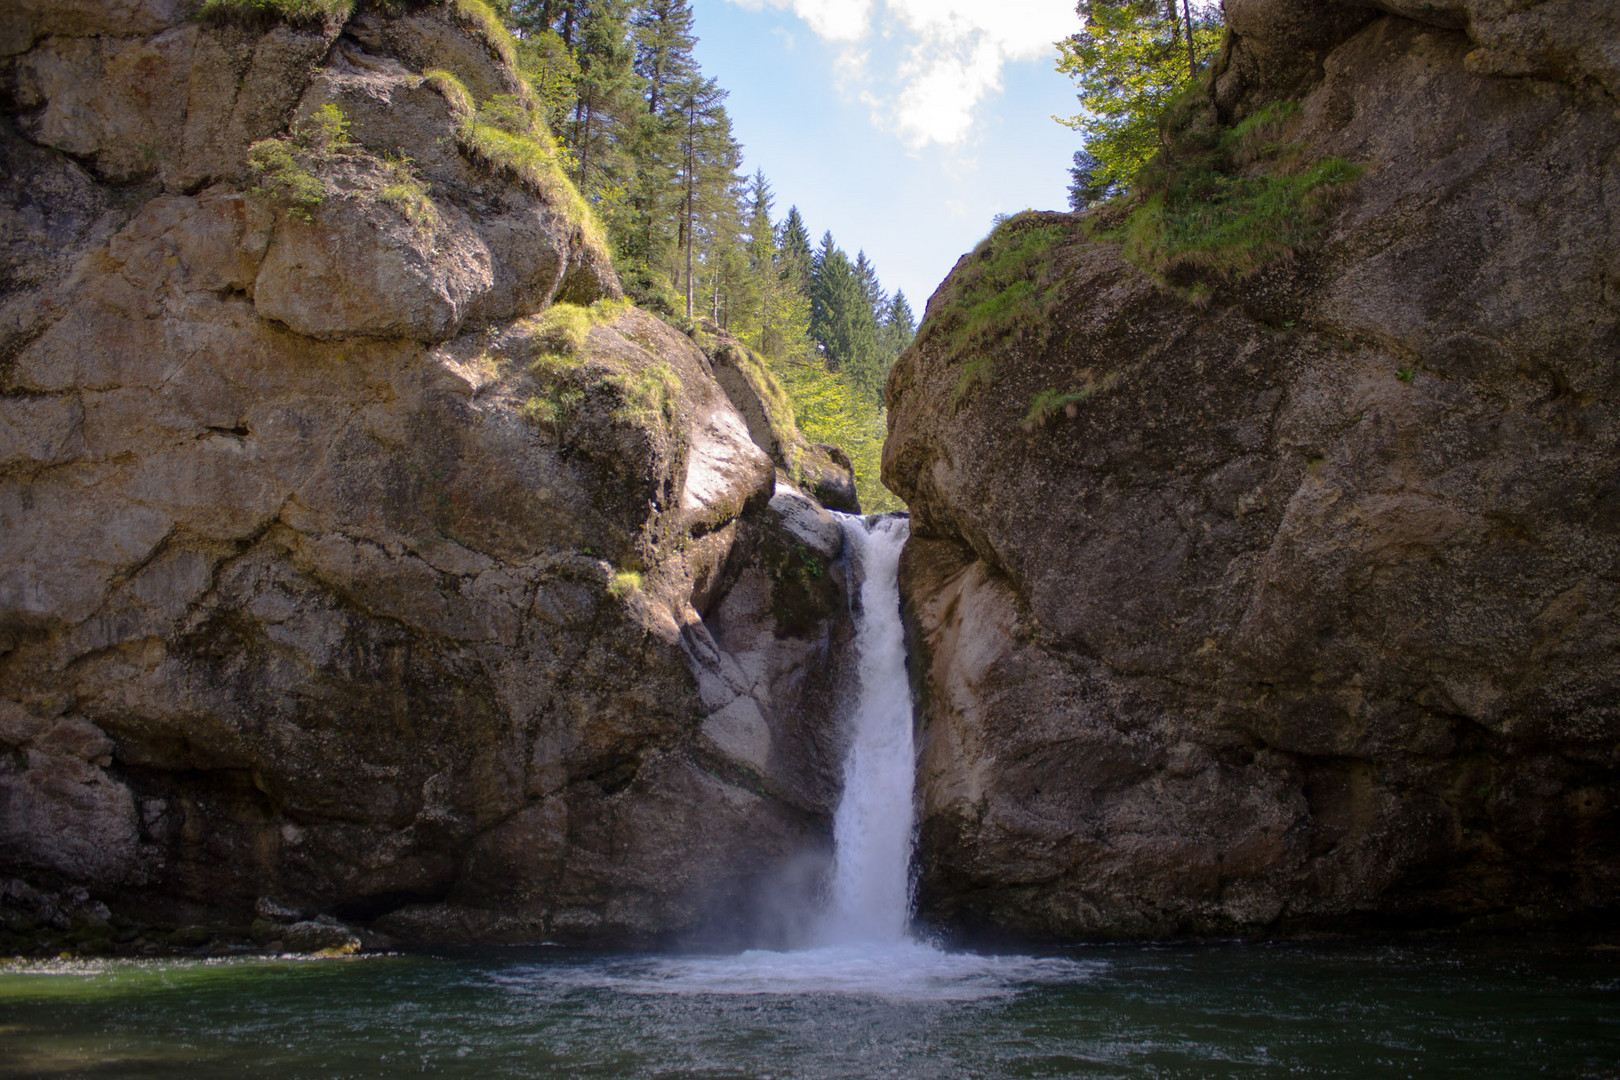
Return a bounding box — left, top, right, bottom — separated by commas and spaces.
819, 512, 916, 945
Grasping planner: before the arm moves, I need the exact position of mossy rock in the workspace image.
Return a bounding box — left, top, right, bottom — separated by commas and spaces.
757, 531, 840, 637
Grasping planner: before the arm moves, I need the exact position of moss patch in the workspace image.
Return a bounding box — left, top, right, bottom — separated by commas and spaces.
758, 532, 838, 637
916, 213, 1070, 408
428, 77, 608, 257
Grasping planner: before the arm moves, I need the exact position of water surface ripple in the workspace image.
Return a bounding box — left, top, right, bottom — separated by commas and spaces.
2, 939, 1615, 1078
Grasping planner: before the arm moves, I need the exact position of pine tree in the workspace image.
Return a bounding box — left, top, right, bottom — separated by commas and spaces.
737, 173, 811, 358
515, 30, 581, 134
743, 171, 777, 346
809, 230, 839, 362
1067, 149, 1113, 210
612, 107, 683, 312
881, 291, 916, 355
694, 119, 745, 323
669, 73, 732, 318
778, 207, 814, 299
567, 0, 639, 198
631, 0, 696, 116
853, 250, 885, 317
508, 0, 593, 45
810, 232, 882, 398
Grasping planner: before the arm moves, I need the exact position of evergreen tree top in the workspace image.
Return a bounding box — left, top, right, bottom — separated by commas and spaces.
631, 0, 696, 115
780, 207, 811, 254
884, 291, 915, 334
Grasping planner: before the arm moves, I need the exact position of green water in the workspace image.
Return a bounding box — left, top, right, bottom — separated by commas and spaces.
1, 938, 1614, 1079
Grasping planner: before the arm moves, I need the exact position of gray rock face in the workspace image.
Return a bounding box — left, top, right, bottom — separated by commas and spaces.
0, 1, 855, 946
885, 2, 1620, 939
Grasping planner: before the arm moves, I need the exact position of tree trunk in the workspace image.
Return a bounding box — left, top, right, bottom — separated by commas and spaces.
1182, 0, 1196, 72
577, 97, 593, 190
684, 100, 696, 319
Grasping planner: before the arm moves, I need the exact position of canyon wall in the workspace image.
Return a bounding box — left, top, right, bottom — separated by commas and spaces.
0, 0, 854, 947
886, 0, 1620, 938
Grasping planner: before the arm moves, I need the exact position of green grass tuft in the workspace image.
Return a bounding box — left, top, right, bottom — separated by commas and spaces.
1111, 98, 1363, 284
377, 155, 437, 228
429, 90, 608, 258
725, 343, 804, 459
519, 395, 560, 425
521, 297, 633, 370
607, 570, 643, 599
1117, 157, 1362, 282
451, 0, 518, 69
199, 0, 352, 27
245, 103, 354, 219
1021, 372, 1120, 430
607, 361, 680, 422
423, 68, 476, 117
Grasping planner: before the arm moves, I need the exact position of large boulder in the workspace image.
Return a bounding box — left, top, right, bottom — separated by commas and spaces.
0, 0, 850, 947
886, 4, 1620, 939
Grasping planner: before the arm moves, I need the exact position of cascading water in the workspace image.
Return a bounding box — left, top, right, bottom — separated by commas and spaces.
818, 512, 916, 946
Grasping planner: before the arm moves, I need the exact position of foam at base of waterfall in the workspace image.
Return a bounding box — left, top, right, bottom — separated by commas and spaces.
498, 942, 1104, 1002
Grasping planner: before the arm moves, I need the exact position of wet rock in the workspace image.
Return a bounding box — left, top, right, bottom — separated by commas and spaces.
254, 896, 303, 923
280, 919, 360, 954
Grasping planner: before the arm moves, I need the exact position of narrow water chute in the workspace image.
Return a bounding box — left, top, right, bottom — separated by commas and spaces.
820, 512, 915, 946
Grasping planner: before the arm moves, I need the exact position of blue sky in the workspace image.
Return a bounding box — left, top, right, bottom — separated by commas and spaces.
690, 0, 1083, 313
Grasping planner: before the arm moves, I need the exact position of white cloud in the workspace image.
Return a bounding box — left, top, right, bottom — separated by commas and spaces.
730, 0, 1075, 147
742, 0, 873, 41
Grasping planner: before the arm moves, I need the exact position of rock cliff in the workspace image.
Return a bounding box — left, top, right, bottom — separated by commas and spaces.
886, 0, 1620, 939
0, 0, 856, 948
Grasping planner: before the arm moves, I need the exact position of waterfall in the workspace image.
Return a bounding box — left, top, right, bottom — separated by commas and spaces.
819, 512, 915, 945
522, 508, 1095, 998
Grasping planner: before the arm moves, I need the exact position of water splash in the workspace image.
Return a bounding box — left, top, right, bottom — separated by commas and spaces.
499, 942, 1102, 1002
819, 512, 915, 946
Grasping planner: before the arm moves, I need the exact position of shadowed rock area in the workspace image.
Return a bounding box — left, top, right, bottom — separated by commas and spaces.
885, 0, 1620, 940
0, 0, 857, 948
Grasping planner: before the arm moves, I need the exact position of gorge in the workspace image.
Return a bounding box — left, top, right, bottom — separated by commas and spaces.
1, 0, 1618, 965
